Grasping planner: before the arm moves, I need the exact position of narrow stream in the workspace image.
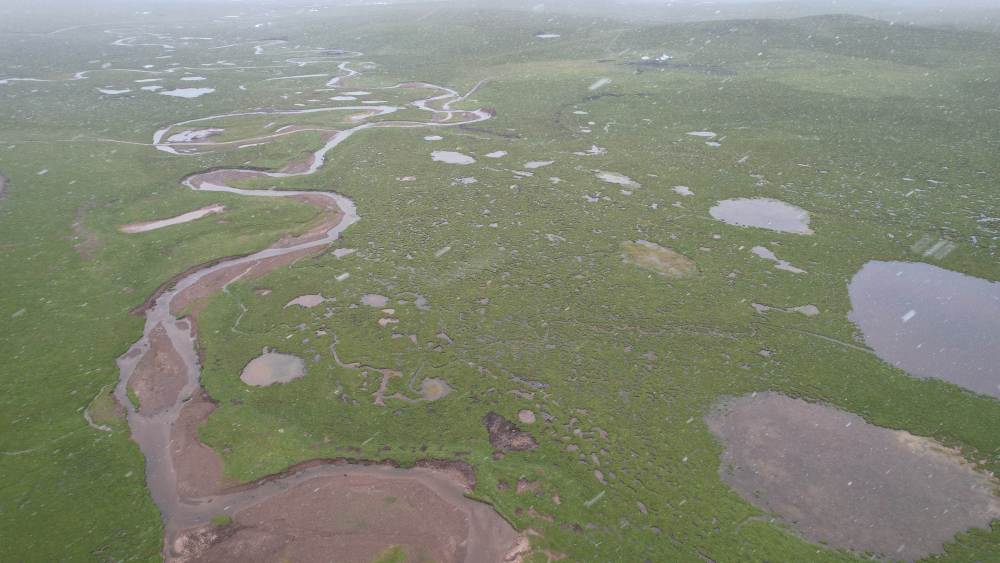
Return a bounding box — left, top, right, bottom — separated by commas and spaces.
113, 54, 497, 555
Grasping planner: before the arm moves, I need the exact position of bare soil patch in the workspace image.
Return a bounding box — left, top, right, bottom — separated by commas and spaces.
175, 473, 499, 563
484, 412, 539, 451
706, 393, 1000, 560
622, 240, 696, 278
171, 389, 229, 499
128, 324, 188, 415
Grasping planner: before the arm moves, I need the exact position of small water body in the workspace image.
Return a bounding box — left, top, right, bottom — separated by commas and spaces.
710, 197, 813, 235
361, 293, 389, 307
848, 260, 1000, 399
160, 87, 215, 98
240, 351, 306, 386
431, 150, 475, 165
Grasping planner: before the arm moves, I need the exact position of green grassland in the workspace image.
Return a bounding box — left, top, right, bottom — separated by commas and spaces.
1, 3, 999, 561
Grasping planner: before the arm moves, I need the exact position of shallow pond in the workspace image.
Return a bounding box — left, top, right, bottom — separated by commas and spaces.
848, 260, 1000, 399
431, 150, 475, 165
710, 197, 812, 234
240, 351, 306, 386
361, 293, 389, 307
707, 393, 1000, 560
160, 87, 215, 98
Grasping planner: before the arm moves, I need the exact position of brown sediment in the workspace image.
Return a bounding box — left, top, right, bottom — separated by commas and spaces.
131, 253, 251, 316
484, 412, 538, 451
172, 467, 521, 563
622, 240, 696, 278
120, 62, 525, 563
170, 245, 320, 318
171, 389, 229, 498
128, 324, 188, 415
707, 393, 1000, 561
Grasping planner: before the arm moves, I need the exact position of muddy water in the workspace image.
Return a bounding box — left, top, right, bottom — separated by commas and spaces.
710, 197, 813, 234
707, 393, 1000, 560
240, 351, 306, 386
114, 51, 514, 560
361, 293, 389, 307
848, 260, 1000, 399
284, 294, 326, 308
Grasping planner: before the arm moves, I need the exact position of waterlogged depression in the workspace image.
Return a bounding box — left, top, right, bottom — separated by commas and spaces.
708, 393, 1000, 560
848, 261, 1000, 399
710, 197, 813, 235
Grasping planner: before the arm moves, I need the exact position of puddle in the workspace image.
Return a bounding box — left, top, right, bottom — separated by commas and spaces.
284, 294, 326, 309
622, 240, 696, 278
98, 88, 131, 95
573, 145, 607, 156
673, 186, 693, 196
424, 135, 443, 141
240, 350, 306, 386
160, 87, 215, 98
707, 393, 1000, 560
596, 171, 639, 188
848, 261, 1000, 399
687, 131, 716, 138
119, 204, 225, 233
485, 150, 507, 158
710, 198, 813, 235
752, 303, 819, 316
535, 33, 561, 39
361, 294, 389, 307
420, 378, 452, 401
751, 246, 806, 273
524, 160, 554, 169
431, 150, 475, 165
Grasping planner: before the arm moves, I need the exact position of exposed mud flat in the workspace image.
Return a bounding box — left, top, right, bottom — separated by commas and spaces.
710, 198, 813, 235
707, 393, 1000, 561
128, 324, 189, 414
622, 240, 696, 278
172, 463, 524, 563
240, 350, 306, 386
848, 261, 1000, 399
120, 204, 225, 234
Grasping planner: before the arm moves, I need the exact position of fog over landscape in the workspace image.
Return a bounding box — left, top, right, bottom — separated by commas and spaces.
1, 0, 998, 561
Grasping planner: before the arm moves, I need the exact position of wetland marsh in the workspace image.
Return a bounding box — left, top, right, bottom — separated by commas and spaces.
1, 1, 999, 561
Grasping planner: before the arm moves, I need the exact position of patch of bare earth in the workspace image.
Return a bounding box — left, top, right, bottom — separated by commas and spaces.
484, 412, 539, 451
170, 459, 525, 563
706, 393, 1000, 560
171, 389, 229, 498
622, 240, 696, 278
128, 324, 188, 415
